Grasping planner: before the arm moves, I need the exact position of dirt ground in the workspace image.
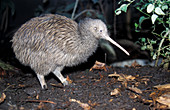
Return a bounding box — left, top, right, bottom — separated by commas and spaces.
0, 63, 170, 110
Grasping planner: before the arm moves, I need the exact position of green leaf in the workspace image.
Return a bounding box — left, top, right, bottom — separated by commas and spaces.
151, 40, 156, 44
141, 38, 146, 42
142, 3, 150, 11
135, 30, 140, 32
139, 16, 148, 28
161, 5, 168, 10
147, 45, 152, 50
155, 7, 165, 15
147, 4, 154, 13
126, 0, 131, 2
141, 46, 147, 50
115, 10, 122, 15
119, 4, 128, 12
152, 53, 157, 60
151, 14, 158, 24
134, 23, 138, 28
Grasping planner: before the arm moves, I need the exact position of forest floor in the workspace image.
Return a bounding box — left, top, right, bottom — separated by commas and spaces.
0, 61, 170, 110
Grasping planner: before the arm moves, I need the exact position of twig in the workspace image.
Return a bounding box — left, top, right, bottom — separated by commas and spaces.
3, 84, 15, 92
155, 29, 170, 66
71, 0, 79, 19
20, 100, 56, 104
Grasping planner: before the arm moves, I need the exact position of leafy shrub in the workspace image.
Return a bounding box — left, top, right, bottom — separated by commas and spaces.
115, 0, 169, 69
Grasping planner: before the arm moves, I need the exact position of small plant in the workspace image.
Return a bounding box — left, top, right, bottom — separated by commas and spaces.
115, 0, 170, 69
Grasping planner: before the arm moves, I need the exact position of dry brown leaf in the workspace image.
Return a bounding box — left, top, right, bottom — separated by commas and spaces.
132, 108, 136, 110
156, 92, 170, 108
88, 100, 98, 107
118, 75, 126, 82
125, 75, 136, 81
0, 93, 6, 103
150, 92, 157, 98
141, 78, 150, 81
142, 99, 153, 103
69, 99, 91, 110
154, 84, 170, 90
18, 84, 26, 88
108, 72, 120, 77
0, 70, 6, 76
129, 92, 138, 99
108, 72, 135, 82
109, 99, 113, 102
141, 78, 150, 85
19, 106, 25, 110
37, 102, 49, 110
119, 74, 135, 82
89, 61, 107, 71
88, 100, 97, 107
131, 61, 141, 67
122, 81, 128, 88
128, 86, 142, 94
36, 94, 39, 100
66, 75, 73, 84
110, 88, 120, 96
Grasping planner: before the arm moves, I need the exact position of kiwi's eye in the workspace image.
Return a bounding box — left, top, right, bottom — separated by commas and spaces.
100, 30, 102, 32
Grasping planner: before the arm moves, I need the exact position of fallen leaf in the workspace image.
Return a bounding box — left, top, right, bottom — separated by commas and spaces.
128, 86, 143, 94
132, 108, 136, 110
89, 61, 107, 71
154, 84, 170, 90
37, 102, 48, 110
109, 99, 113, 102
0, 69, 6, 76
131, 61, 141, 67
118, 75, 126, 82
36, 94, 39, 100
88, 100, 98, 107
66, 75, 73, 84
156, 92, 170, 108
141, 78, 150, 85
108, 72, 135, 82
50, 83, 63, 88
69, 99, 91, 110
129, 92, 138, 99
18, 84, 26, 88
19, 106, 25, 110
0, 93, 6, 103
125, 75, 136, 81
110, 88, 120, 96
150, 91, 158, 101
142, 99, 153, 103
108, 72, 120, 77
122, 81, 128, 88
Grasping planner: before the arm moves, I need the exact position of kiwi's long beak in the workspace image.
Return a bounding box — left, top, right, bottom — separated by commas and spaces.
103, 35, 130, 56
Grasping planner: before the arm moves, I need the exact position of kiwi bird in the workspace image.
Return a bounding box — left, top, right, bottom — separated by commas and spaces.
12, 14, 129, 89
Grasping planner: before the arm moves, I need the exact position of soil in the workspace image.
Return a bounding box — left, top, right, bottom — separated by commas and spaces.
0, 64, 169, 110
